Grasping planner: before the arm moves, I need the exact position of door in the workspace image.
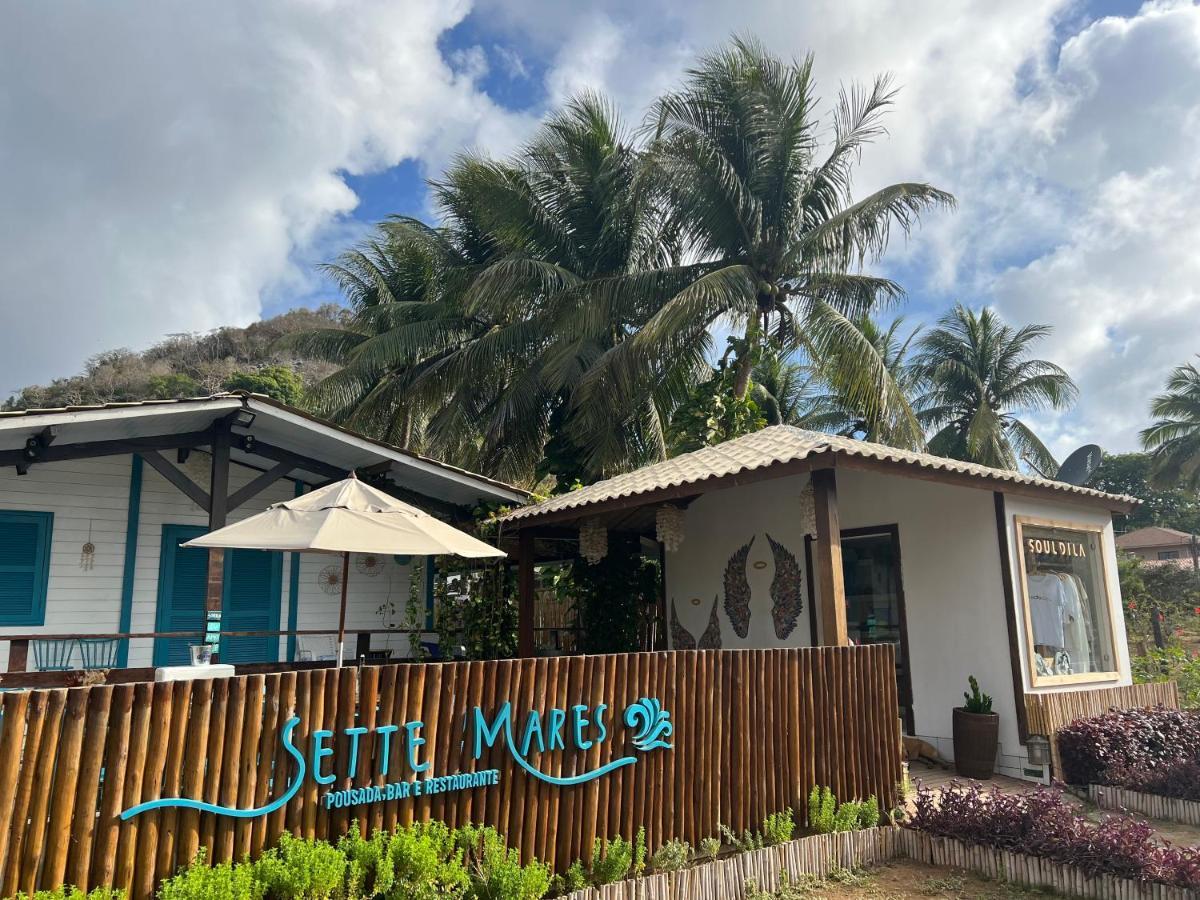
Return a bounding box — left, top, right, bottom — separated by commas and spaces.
841, 525, 915, 734
219, 548, 282, 664
155, 525, 283, 666
154, 525, 208, 666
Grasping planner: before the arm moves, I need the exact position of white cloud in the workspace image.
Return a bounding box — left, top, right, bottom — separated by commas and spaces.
0, 0, 531, 396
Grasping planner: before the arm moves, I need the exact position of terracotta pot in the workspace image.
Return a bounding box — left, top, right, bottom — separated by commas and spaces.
952, 707, 999, 779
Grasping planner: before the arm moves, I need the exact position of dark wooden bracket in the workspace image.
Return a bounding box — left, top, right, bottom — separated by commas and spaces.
227, 461, 294, 513
140, 450, 211, 511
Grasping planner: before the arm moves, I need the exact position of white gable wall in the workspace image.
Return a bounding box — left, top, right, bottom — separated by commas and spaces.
0, 454, 423, 671
664, 474, 814, 650
662, 466, 1129, 781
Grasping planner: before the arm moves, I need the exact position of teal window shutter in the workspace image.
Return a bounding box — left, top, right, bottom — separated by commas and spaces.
0, 510, 53, 625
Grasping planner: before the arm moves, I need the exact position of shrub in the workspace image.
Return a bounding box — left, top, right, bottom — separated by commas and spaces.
382, 822, 470, 898
158, 852, 263, 900
13, 890, 125, 900
718, 823, 763, 852
1056, 706, 1200, 786
1119, 758, 1200, 802
909, 781, 1200, 890
649, 839, 692, 872
587, 835, 634, 885
760, 810, 795, 846
462, 827, 550, 900
806, 787, 876, 834
698, 837, 721, 862
251, 833, 347, 899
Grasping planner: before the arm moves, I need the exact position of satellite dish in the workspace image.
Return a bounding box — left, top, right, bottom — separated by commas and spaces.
1055, 444, 1103, 486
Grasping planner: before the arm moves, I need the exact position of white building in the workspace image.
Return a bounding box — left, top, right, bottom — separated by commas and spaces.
0, 394, 525, 680
503, 426, 1139, 780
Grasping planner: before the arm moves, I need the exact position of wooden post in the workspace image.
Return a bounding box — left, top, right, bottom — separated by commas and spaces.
205, 424, 231, 662
517, 530, 535, 658
6, 639, 28, 673
811, 468, 848, 646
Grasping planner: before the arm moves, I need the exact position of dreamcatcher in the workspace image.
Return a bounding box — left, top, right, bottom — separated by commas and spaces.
79, 520, 95, 571
318, 564, 343, 595
356, 553, 384, 577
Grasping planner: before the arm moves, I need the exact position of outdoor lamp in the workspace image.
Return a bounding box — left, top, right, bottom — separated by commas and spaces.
232, 408, 257, 429
1026, 734, 1051, 767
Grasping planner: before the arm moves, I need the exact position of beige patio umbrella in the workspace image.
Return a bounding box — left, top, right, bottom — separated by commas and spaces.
183, 473, 505, 666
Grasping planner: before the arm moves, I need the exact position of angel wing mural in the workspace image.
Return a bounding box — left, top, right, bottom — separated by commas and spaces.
767, 533, 804, 639
723, 536, 754, 638
698, 596, 722, 649
669, 598, 697, 650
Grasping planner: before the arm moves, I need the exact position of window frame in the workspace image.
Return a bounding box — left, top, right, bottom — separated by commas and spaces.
1014, 514, 1120, 688
0, 509, 54, 627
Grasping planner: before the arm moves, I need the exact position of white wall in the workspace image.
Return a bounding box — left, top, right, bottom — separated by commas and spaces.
0, 456, 130, 670
661, 466, 1128, 781
0, 454, 424, 670
836, 470, 1026, 774
665, 475, 814, 649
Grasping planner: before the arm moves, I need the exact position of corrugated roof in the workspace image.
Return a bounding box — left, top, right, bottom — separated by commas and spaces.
0, 392, 527, 501
1115, 526, 1195, 549
501, 426, 1137, 523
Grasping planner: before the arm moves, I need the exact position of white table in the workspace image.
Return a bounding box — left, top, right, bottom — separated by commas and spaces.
154, 664, 236, 682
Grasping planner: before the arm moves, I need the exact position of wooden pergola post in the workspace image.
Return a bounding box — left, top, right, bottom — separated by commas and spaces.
812, 468, 849, 646
517, 529, 535, 657
205, 423, 231, 630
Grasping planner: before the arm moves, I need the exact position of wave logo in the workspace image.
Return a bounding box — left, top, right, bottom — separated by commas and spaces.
471, 697, 673, 786
121, 716, 307, 821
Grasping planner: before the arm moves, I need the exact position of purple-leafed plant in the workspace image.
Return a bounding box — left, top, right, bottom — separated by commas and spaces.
1117, 759, 1200, 802
908, 782, 1200, 889
1055, 706, 1200, 787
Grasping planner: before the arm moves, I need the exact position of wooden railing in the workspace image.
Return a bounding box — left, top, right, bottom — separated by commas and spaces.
0, 628, 423, 689
0, 646, 901, 899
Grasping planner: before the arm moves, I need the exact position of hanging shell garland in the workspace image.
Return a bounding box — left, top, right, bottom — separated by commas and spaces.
579, 520, 608, 565
655, 505, 685, 551
798, 481, 817, 537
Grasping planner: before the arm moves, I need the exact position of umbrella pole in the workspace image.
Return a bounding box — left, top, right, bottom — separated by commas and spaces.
336, 551, 349, 668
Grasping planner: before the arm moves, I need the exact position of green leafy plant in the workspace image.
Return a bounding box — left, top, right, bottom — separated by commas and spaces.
718, 823, 763, 853
858, 795, 880, 829
962, 675, 993, 714
158, 850, 263, 900
760, 809, 795, 846
12, 889, 126, 900
807, 786, 836, 834
632, 827, 647, 877
587, 834, 635, 885
460, 826, 550, 900
251, 832, 348, 899
698, 836, 721, 863
649, 839, 692, 873
807, 787, 878, 834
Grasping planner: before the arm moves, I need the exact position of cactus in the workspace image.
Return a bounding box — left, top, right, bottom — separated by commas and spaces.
963, 675, 993, 714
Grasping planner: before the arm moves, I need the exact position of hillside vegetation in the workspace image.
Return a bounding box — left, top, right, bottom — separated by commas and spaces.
4, 305, 345, 410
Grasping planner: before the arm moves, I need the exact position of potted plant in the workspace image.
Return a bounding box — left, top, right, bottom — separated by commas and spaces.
953, 675, 999, 779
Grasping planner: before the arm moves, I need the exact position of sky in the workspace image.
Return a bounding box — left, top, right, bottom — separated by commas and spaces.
1, 0, 1196, 460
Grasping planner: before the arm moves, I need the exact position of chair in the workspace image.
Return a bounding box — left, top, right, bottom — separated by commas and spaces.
78, 638, 121, 670
31, 639, 75, 671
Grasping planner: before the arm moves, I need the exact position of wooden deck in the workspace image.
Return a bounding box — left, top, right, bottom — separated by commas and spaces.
908, 761, 1041, 796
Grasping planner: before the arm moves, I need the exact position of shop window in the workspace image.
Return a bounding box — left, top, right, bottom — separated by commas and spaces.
0, 510, 54, 626
1015, 517, 1118, 686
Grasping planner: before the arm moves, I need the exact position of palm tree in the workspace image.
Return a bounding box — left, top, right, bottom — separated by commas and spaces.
291, 94, 690, 485
573, 37, 953, 471
804, 315, 924, 448
751, 350, 820, 427
914, 304, 1076, 473
1140, 358, 1200, 489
